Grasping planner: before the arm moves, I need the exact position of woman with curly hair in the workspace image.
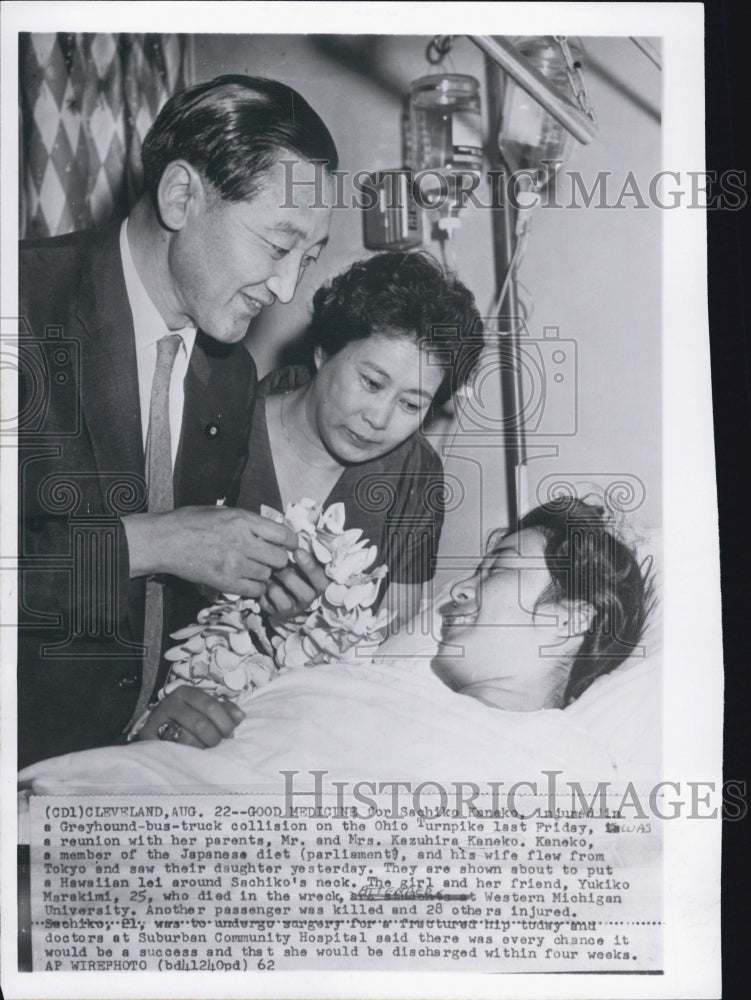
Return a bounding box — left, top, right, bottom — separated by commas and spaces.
234, 250, 482, 623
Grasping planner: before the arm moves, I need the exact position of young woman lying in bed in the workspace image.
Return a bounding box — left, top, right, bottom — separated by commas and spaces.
133, 496, 653, 745
431, 497, 652, 712
18, 496, 656, 788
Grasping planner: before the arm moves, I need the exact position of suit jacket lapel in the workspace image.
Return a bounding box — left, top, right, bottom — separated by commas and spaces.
75, 224, 146, 490
72, 226, 254, 511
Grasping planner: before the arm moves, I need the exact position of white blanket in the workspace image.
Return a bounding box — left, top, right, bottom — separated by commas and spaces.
18, 654, 660, 797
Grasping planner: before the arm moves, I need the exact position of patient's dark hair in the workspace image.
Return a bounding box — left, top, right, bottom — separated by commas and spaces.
142, 75, 338, 202
490, 496, 655, 706
309, 251, 483, 406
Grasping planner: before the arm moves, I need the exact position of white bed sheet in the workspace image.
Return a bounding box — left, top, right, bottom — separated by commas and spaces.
18, 653, 660, 800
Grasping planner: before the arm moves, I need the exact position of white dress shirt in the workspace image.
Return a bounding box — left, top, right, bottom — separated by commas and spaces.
119, 219, 197, 468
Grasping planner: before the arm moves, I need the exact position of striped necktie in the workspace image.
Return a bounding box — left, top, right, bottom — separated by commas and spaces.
128, 333, 182, 727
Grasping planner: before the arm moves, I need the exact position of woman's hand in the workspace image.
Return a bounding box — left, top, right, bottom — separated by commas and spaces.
135, 687, 245, 748
260, 547, 330, 621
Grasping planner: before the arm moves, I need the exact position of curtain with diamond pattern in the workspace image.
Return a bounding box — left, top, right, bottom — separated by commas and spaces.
19, 33, 188, 238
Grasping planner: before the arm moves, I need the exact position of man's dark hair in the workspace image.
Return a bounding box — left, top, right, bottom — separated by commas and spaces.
309, 250, 483, 407
141, 75, 338, 201
490, 496, 655, 705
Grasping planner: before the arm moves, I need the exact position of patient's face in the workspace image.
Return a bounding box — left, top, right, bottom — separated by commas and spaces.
432, 529, 572, 711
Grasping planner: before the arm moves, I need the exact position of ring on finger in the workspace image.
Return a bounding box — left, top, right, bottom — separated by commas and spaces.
157, 720, 183, 743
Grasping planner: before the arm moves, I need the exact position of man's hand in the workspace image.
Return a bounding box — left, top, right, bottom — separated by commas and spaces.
135, 686, 245, 748
123, 506, 298, 597
259, 547, 330, 621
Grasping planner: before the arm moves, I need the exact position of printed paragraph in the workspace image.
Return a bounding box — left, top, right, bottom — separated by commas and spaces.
28, 791, 662, 971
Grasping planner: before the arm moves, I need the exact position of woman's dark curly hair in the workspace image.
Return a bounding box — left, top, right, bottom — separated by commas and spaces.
489, 496, 655, 706
309, 251, 483, 407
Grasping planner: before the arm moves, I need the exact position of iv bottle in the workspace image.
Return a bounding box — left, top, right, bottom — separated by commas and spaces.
407, 74, 483, 176
499, 36, 584, 179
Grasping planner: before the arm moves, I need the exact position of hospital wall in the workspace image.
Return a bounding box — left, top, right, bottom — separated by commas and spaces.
192, 33, 662, 581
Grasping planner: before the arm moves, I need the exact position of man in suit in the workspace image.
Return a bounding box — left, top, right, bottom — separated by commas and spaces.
18, 76, 337, 767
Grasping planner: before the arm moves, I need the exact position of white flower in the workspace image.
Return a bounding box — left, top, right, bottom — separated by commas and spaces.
312, 528, 364, 564
327, 544, 378, 584
318, 502, 346, 534
344, 578, 380, 610
358, 578, 384, 608
311, 536, 334, 564
170, 623, 205, 641
323, 578, 379, 611
284, 498, 323, 536
153, 498, 393, 715
324, 581, 347, 607
212, 644, 239, 671
276, 631, 308, 668
228, 630, 254, 655
247, 658, 275, 687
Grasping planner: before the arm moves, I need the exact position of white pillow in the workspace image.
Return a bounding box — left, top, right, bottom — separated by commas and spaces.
554, 526, 662, 772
